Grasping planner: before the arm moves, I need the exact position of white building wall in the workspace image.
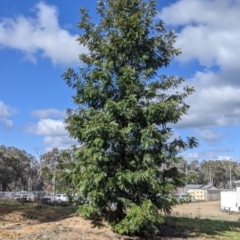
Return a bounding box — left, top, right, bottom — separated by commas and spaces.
236, 187, 240, 209
220, 191, 238, 212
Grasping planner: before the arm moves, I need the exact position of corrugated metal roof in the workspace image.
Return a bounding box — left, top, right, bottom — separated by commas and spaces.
200, 184, 213, 189
185, 184, 219, 190
208, 189, 221, 194
185, 184, 203, 189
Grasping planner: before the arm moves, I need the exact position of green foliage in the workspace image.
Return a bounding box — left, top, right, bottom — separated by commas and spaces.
0, 145, 38, 191
114, 199, 163, 237
41, 148, 78, 194
63, 0, 198, 236
78, 203, 100, 218
165, 216, 240, 239
197, 160, 239, 189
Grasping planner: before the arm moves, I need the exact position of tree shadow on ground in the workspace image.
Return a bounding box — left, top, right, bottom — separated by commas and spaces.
91, 216, 240, 239
2, 200, 240, 239
84, 215, 240, 240
90, 217, 106, 228
160, 216, 240, 239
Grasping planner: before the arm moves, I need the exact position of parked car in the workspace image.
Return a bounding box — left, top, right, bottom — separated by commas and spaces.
18, 194, 29, 202
15, 193, 35, 202
13, 194, 21, 201
27, 193, 35, 202
55, 194, 68, 203
41, 197, 53, 204
175, 193, 191, 203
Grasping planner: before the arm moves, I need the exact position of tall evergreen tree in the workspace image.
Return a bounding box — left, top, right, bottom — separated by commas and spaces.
63, 0, 197, 236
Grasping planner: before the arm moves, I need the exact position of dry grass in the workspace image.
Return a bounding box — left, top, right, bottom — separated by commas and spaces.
171, 200, 240, 221
1, 200, 240, 239
168, 201, 240, 239
0, 200, 122, 240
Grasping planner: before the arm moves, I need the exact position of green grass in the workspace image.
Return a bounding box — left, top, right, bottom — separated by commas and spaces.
0, 199, 35, 210
165, 216, 240, 239
0, 199, 78, 221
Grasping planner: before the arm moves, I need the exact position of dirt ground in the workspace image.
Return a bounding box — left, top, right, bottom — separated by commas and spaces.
0, 200, 239, 240
171, 200, 240, 221
0, 202, 122, 240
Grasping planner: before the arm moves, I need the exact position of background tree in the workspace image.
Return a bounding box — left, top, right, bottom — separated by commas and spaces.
0, 145, 38, 191
63, 0, 197, 236
175, 159, 199, 185
197, 160, 239, 189
55, 148, 77, 194
41, 148, 60, 193
41, 148, 76, 194
186, 160, 200, 184
33, 147, 45, 191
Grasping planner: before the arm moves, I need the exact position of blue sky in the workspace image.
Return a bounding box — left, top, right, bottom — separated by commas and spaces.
0, 0, 239, 162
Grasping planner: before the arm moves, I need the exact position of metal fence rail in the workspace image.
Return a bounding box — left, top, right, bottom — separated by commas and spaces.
0, 191, 48, 200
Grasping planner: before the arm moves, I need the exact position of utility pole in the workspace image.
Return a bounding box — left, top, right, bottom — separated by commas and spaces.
185, 162, 188, 185
230, 158, 232, 190
53, 161, 56, 202
220, 157, 233, 190
209, 166, 212, 185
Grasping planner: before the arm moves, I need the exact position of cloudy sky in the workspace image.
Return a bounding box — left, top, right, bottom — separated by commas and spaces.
0, 0, 239, 162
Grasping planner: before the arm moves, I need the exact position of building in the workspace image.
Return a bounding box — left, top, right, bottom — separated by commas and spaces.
221, 180, 240, 212
177, 184, 220, 201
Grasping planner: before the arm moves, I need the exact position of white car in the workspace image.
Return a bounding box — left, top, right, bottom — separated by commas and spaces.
55, 194, 68, 203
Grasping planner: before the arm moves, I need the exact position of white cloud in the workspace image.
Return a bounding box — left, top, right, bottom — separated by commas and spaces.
181, 148, 235, 162
158, 0, 240, 162
0, 101, 17, 129
25, 118, 67, 136
196, 129, 224, 143
160, 0, 240, 29
159, 0, 240, 129
0, 1, 87, 65
24, 118, 78, 150
180, 152, 201, 162
177, 71, 240, 128
31, 108, 66, 119
159, 0, 240, 71
175, 26, 240, 71
43, 135, 78, 152
218, 156, 232, 161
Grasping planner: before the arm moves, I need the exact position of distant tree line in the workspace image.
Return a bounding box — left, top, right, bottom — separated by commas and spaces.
182, 159, 240, 189
0, 145, 39, 191
0, 144, 238, 192
0, 145, 74, 193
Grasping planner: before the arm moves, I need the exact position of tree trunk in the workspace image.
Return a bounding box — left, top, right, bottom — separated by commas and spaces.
2, 182, 7, 192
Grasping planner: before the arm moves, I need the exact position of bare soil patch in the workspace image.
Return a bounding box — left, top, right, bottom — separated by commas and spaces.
0, 202, 123, 240
0, 200, 239, 239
